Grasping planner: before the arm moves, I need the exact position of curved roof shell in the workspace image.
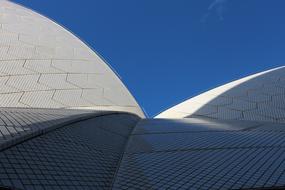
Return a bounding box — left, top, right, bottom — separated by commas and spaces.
157, 66, 285, 122
0, 0, 144, 117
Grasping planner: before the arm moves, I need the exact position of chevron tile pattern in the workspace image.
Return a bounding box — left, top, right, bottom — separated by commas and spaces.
0, 0, 144, 117
157, 67, 285, 122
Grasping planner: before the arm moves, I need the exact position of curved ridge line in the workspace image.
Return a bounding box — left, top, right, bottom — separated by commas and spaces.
0, 110, 127, 152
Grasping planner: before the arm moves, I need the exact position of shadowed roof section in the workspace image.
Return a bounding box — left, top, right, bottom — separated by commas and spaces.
156, 66, 285, 123
0, 0, 144, 117
0, 112, 141, 189
112, 117, 285, 189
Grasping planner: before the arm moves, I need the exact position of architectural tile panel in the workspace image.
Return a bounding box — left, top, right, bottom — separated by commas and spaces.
157, 67, 285, 123
0, 113, 140, 190
0, 0, 144, 117
20, 91, 64, 108
113, 118, 285, 190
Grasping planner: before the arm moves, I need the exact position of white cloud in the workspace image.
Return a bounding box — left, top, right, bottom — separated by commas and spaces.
201, 0, 229, 22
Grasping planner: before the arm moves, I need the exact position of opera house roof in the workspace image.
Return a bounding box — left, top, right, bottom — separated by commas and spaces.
0, 1, 285, 189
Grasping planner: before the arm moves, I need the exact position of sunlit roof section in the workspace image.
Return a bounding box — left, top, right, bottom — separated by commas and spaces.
0, 0, 144, 117
157, 66, 285, 122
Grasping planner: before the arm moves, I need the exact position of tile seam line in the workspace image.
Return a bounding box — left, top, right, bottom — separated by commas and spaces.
237, 185, 285, 190
131, 127, 267, 136
126, 145, 285, 155
109, 118, 143, 189
0, 111, 136, 152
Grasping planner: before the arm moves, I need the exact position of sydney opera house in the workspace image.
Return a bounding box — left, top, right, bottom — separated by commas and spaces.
0, 0, 285, 189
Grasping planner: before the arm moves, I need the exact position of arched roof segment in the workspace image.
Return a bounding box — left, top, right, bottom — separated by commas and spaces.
157, 66, 285, 123
0, 0, 144, 117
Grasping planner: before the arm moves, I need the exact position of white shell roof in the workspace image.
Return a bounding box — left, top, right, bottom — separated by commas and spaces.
157, 66, 285, 123
0, 0, 144, 117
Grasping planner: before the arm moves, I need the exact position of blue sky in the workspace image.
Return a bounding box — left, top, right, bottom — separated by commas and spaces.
14, 0, 285, 117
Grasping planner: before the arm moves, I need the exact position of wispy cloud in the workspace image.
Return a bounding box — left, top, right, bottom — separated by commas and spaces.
201, 0, 229, 22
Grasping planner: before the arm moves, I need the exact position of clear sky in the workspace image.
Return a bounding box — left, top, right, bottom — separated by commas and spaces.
14, 0, 285, 117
